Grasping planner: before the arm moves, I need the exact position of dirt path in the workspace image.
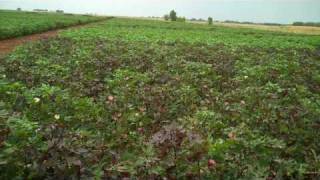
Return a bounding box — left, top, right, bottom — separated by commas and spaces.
0, 22, 102, 57
0, 30, 59, 56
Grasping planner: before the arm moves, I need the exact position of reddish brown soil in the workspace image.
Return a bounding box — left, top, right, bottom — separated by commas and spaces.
0, 30, 59, 56
0, 22, 102, 57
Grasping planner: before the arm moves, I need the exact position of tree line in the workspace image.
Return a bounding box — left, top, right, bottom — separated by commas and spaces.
163, 10, 320, 27
164, 10, 213, 25
292, 22, 320, 27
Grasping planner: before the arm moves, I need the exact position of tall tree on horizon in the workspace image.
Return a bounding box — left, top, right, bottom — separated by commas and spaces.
170, 10, 177, 21
208, 17, 213, 25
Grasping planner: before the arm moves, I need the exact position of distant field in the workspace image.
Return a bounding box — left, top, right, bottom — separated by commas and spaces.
62, 18, 320, 48
214, 22, 320, 35
0, 10, 106, 40
125, 16, 320, 35
1, 17, 320, 179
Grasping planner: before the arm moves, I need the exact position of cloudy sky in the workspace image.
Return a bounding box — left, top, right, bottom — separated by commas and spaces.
0, 0, 319, 23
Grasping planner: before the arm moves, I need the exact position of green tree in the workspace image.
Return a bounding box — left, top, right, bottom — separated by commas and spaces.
164, 14, 170, 21
170, 10, 177, 21
208, 17, 213, 25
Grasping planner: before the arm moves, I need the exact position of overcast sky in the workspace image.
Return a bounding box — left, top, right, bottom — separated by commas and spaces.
1, 0, 319, 23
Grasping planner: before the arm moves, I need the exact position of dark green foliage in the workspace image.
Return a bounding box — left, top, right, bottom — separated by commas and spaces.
0, 10, 107, 40
224, 20, 283, 26
208, 17, 213, 25
0, 18, 320, 179
56, 10, 64, 13
170, 10, 177, 21
164, 14, 170, 21
293, 22, 320, 27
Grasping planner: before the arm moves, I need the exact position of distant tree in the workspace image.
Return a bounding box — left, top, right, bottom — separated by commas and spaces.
169, 10, 177, 21
33, 9, 48, 12
292, 21, 320, 27
208, 17, 213, 25
292, 22, 304, 26
164, 14, 170, 21
16, 8, 22, 11
56, 10, 64, 13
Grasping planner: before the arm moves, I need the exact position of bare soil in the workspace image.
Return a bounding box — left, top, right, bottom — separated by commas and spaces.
0, 23, 100, 57
0, 30, 58, 56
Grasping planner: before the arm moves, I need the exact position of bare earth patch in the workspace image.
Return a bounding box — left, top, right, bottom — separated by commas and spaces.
0, 22, 104, 57
0, 30, 58, 56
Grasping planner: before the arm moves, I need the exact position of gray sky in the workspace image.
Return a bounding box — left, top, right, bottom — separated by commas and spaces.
1, 0, 319, 23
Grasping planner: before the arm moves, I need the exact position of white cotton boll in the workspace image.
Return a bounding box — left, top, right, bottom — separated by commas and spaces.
33, 97, 40, 103
54, 114, 60, 120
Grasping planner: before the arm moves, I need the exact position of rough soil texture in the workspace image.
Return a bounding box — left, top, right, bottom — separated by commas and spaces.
0, 30, 58, 56
0, 23, 100, 57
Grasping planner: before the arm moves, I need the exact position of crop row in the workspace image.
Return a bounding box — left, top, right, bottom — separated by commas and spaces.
0, 10, 107, 40
62, 18, 320, 49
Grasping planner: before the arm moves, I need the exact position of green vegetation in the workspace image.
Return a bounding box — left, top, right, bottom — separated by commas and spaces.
165, 10, 185, 22
0, 10, 106, 40
177, 17, 186, 22
1, 17, 320, 179
164, 14, 170, 21
293, 22, 320, 27
208, 17, 213, 25
224, 20, 283, 26
170, 10, 177, 21
62, 18, 320, 48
